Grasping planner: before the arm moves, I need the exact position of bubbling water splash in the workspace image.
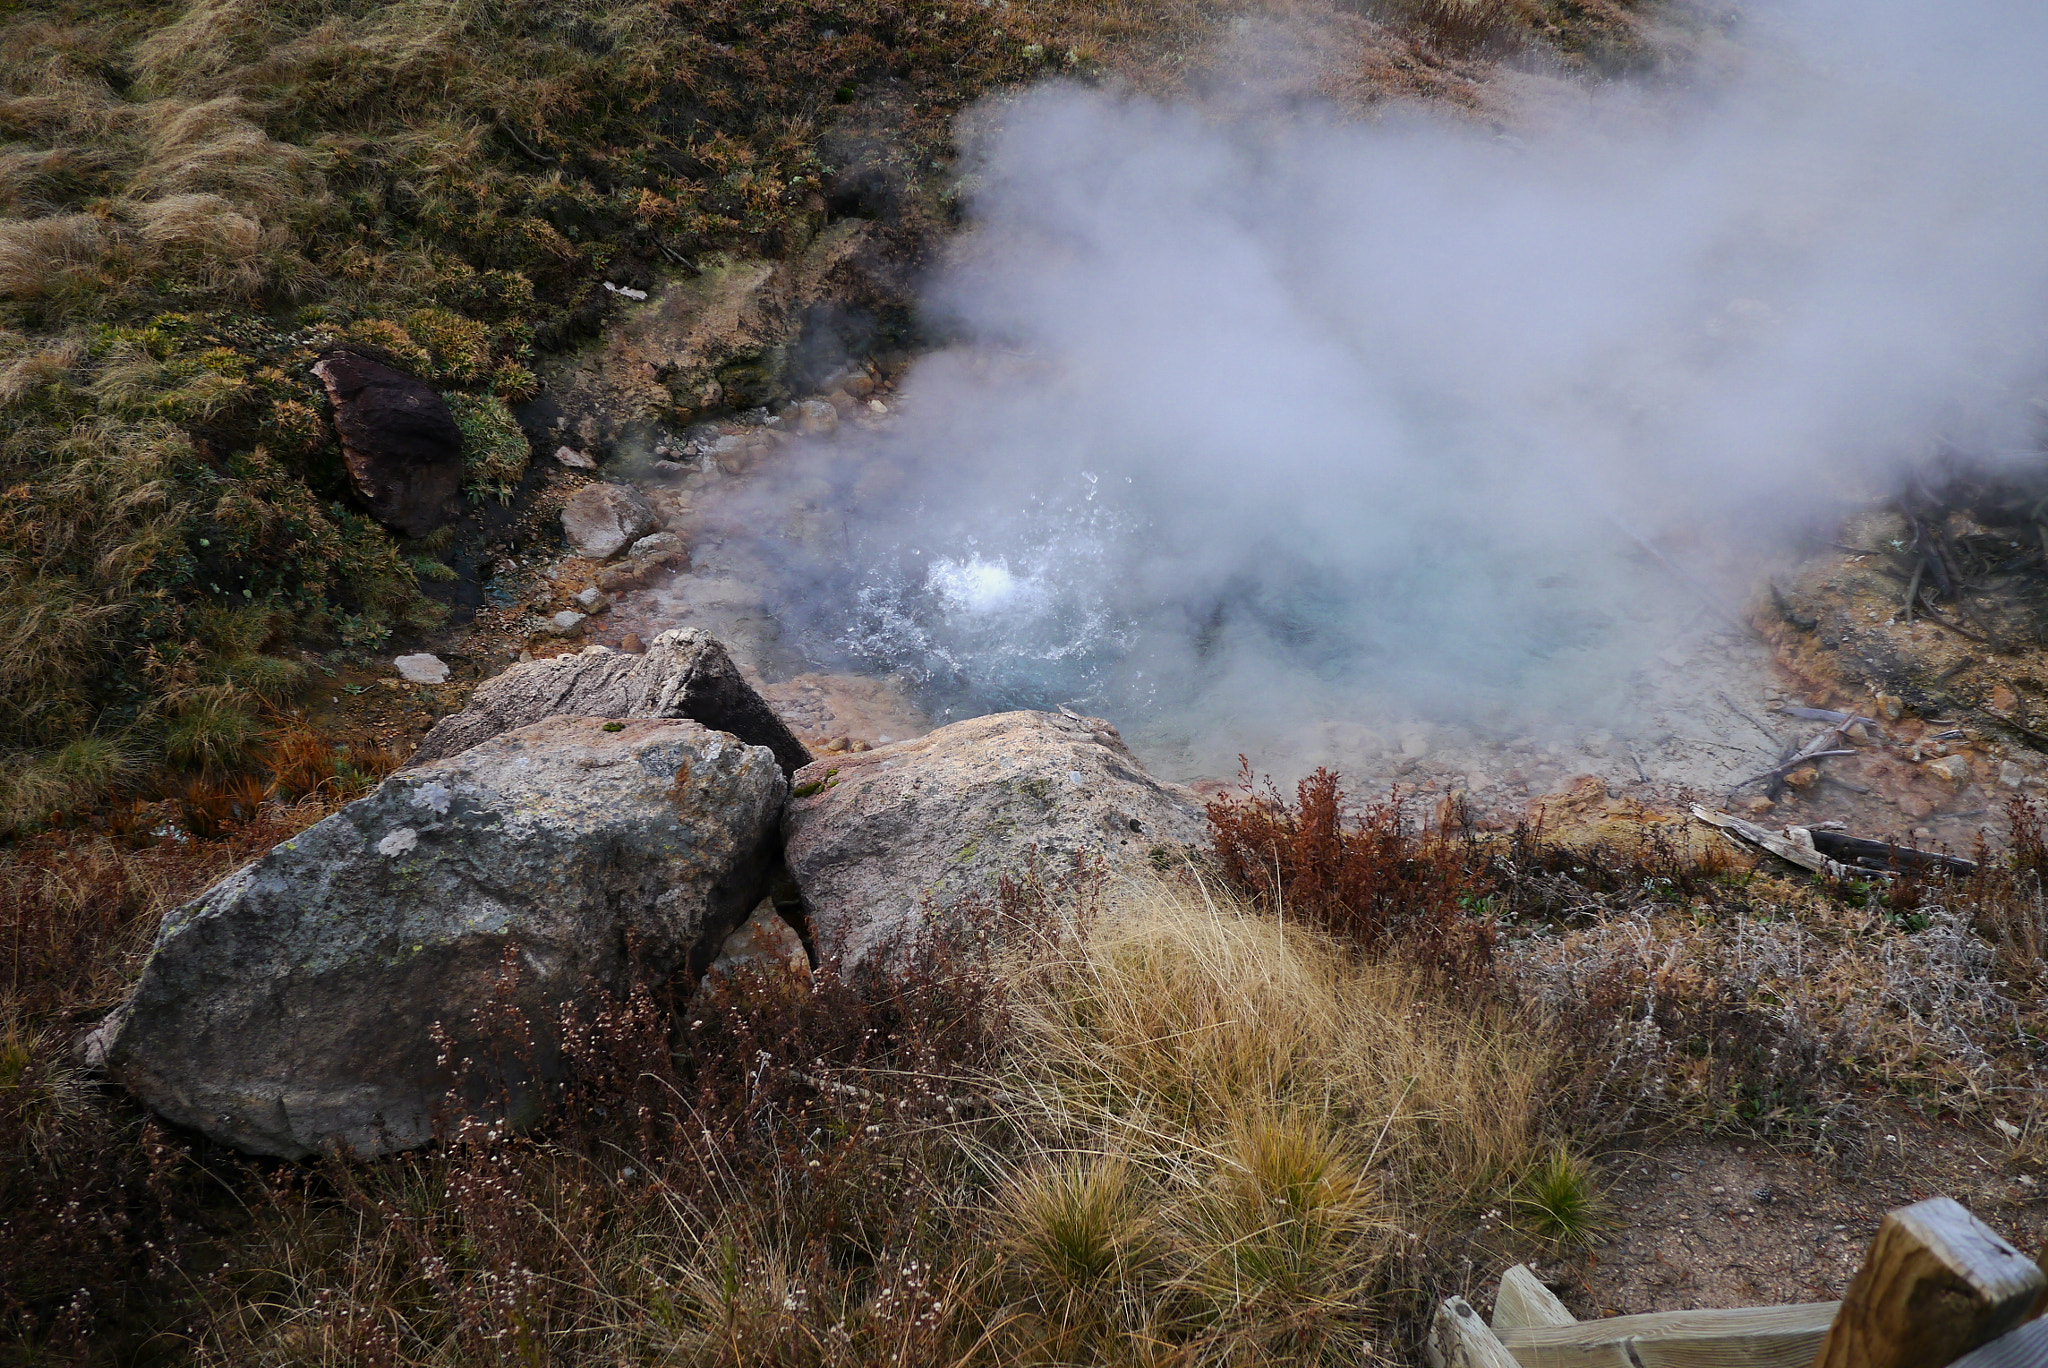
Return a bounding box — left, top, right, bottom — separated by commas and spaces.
765, 473, 1145, 719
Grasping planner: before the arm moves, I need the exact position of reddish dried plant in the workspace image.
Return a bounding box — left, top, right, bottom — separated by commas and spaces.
1206, 763, 1496, 984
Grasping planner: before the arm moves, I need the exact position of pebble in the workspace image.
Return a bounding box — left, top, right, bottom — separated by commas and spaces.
548, 610, 588, 636
789, 398, 838, 436
1924, 754, 1971, 788
574, 587, 610, 612
630, 531, 685, 559
553, 445, 597, 470
393, 652, 450, 684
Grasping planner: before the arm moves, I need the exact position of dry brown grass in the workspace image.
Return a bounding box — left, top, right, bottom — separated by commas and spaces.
0, 212, 115, 299
6, 769, 2045, 1360
0, 0, 1047, 823
983, 879, 1560, 1362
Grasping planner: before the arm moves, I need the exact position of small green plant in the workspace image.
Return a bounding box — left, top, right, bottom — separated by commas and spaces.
1001, 1155, 1154, 1294
792, 766, 839, 797
1510, 1145, 1609, 1249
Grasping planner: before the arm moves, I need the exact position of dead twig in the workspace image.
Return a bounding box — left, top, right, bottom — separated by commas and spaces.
1728, 724, 1859, 797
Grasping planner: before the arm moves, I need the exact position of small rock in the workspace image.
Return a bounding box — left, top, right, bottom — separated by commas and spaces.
1877, 693, 1905, 721
692, 899, 811, 1006
562, 482, 659, 560
548, 610, 589, 636
1926, 754, 1972, 788
393, 652, 450, 685
868, 398, 889, 414
620, 633, 645, 654
1782, 765, 1820, 789
1991, 685, 2020, 714
630, 531, 686, 559
1744, 795, 1776, 814
2000, 761, 2027, 789
553, 445, 597, 470
650, 460, 689, 477
574, 587, 610, 612
1898, 794, 1933, 819
789, 398, 838, 436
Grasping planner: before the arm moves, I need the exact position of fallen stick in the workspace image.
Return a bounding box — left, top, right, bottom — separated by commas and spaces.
1781, 705, 1880, 730
1806, 830, 1978, 876
1729, 723, 1859, 793
1693, 805, 1845, 877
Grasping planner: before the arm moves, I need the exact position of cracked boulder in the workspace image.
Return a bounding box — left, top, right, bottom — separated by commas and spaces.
99, 717, 786, 1159
408, 629, 811, 775
782, 710, 1207, 977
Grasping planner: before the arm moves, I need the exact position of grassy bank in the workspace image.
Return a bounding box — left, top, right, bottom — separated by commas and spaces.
0, 0, 1680, 831
0, 0, 1039, 829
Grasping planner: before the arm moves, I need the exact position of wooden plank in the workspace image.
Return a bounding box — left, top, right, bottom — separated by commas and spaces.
1495, 1264, 1576, 1331
1816, 1197, 2044, 1368
1497, 1301, 1838, 1368
1946, 1319, 2048, 1368
1429, 1296, 1524, 1368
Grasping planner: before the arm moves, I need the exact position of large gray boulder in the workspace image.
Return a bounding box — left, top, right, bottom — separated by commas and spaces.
782, 710, 1207, 975
101, 717, 786, 1160
409, 629, 811, 775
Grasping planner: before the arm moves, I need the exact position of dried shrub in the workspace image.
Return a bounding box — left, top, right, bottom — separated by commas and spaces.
1207, 763, 1496, 983
0, 796, 348, 1357
191, 900, 1012, 1367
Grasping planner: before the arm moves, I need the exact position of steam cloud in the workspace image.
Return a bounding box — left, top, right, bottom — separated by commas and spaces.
742, 0, 2048, 774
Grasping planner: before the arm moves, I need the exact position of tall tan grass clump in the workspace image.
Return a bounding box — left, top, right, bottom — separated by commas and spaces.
986, 879, 1555, 1363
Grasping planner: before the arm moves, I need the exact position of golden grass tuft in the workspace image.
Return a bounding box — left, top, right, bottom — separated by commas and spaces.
0, 211, 116, 298
128, 0, 277, 93
130, 96, 315, 220
986, 879, 1558, 1360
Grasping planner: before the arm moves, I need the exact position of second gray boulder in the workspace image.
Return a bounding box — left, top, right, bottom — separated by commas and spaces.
782, 710, 1207, 976
561, 482, 658, 559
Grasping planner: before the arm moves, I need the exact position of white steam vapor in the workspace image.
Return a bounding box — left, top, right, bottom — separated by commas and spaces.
748, 0, 2048, 772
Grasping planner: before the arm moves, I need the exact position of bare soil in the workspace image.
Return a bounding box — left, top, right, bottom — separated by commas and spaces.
1552, 1108, 2048, 1318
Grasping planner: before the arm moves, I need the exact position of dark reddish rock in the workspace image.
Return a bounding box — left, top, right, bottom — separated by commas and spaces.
312, 350, 464, 537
